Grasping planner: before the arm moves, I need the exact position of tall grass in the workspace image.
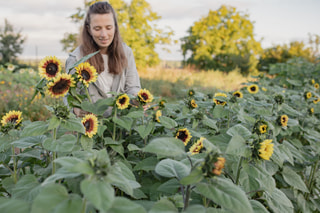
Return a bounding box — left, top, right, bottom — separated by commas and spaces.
138, 67, 253, 101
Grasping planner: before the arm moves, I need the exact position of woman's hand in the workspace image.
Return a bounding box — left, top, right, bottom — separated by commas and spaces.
73, 107, 89, 117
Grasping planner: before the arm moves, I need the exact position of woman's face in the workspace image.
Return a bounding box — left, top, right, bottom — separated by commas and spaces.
89, 13, 115, 53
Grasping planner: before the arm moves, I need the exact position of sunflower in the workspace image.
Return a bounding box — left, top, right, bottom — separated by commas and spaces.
116, 94, 130, 110
7, 64, 15, 71
81, 114, 98, 138
314, 83, 319, 89
188, 89, 195, 97
159, 99, 166, 109
138, 89, 154, 104
262, 87, 267, 92
212, 157, 226, 176
46, 73, 75, 98
278, 114, 289, 127
175, 128, 192, 146
232, 90, 243, 98
213, 92, 227, 106
38, 56, 62, 80
305, 92, 312, 99
311, 79, 315, 84
189, 137, 204, 155
309, 108, 314, 115
155, 110, 162, 122
258, 139, 274, 160
190, 99, 198, 108
75, 62, 98, 87
1, 110, 22, 127
247, 84, 259, 94
259, 124, 268, 134
314, 97, 320, 104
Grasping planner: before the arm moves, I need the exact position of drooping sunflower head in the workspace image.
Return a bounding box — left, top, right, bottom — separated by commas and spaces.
175, 128, 192, 146
159, 99, 167, 109
212, 157, 226, 176
247, 84, 259, 94
314, 83, 319, 89
189, 137, 205, 155
305, 92, 312, 99
188, 89, 195, 97
261, 87, 267, 92
311, 79, 315, 84
155, 110, 162, 122
38, 56, 62, 80
232, 90, 243, 98
1, 110, 23, 128
189, 99, 198, 109
278, 114, 289, 127
75, 62, 98, 87
253, 120, 268, 135
259, 124, 268, 134
46, 73, 75, 98
309, 108, 314, 115
116, 94, 130, 110
258, 139, 274, 160
138, 88, 154, 104
81, 114, 98, 138
213, 92, 227, 106
313, 96, 320, 104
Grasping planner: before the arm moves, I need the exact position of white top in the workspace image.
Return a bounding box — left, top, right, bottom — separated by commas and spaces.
96, 54, 114, 97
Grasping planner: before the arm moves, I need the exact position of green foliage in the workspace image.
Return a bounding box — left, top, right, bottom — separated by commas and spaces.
181, 5, 262, 75
1, 54, 320, 212
61, 0, 175, 68
0, 19, 26, 65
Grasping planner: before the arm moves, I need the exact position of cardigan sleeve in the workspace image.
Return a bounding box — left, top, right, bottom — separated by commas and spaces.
124, 45, 141, 95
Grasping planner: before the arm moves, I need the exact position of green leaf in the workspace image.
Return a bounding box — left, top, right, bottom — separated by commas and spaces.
149, 198, 178, 213
135, 122, 155, 139
51, 194, 82, 213
69, 50, 100, 70
157, 178, 180, 194
0, 197, 30, 213
155, 159, 190, 180
43, 134, 77, 152
81, 98, 113, 116
12, 135, 46, 149
225, 134, 250, 157
159, 116, 178, 129
18, 149, 42, 160
180, 166, 203, 185
133, 156, 158, 171
202, 117, 218, 130
12, 174, 41, 201
250, 200, 269, 213
128, 144, 141, 151
183, 205, 206, 213
61, 117, 85, 134
264, 188, 294, 213
80, 136, 93, 150
143, 137, 186, 158
113, 116, 133, 131
80, 179, 114, 212
54, 156, 94, 175
21, 121, 49, 137
126, 110, 144, 119
48, 116, 61, 130
196, 178, 253, 213
226, 124, 252, 139
282, 166, 309, 193
109, 197, 147, 213
31, 184, 69, 213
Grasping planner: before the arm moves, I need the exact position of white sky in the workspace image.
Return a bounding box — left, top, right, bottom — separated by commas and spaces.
0, 0, 319, 61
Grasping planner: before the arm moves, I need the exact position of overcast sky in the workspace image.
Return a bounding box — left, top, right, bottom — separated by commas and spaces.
0, 0, 319, 61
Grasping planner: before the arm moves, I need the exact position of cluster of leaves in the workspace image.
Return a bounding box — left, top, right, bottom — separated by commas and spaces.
0, 57, 320, 213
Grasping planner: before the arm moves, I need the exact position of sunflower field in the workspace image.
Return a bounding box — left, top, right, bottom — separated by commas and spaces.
0, 56, 320, 213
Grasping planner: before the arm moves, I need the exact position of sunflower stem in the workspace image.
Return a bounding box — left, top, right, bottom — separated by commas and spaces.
52, 128, 57, 175
85, 87, 92, 103
81, 198, 87, 213
11, 145, 17, 184
113, 107, 117, 141
235, 156, 244, 185
305, 159, 319, 200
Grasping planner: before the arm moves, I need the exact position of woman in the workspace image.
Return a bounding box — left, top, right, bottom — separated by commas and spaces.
65, 1, 141, 117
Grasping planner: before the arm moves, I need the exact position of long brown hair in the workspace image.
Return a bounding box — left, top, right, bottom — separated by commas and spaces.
81, 1, 127, 74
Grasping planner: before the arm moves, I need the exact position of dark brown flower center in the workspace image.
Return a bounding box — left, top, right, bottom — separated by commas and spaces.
81, 70, 90, 80
141, 93, 148, 100
46, 63, 58, 75
119, 97, 126, 105
234, 93, 240, 97
52, 79, 70, 94
9, 116, 18, 124
250, 86, 256, 92
84, 119, 93, 131
177, 131, 188, 142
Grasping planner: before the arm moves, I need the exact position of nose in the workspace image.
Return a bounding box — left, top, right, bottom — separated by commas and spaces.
100, 29, 107, 37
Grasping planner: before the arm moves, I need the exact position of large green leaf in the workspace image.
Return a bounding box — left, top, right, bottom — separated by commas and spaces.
143, 137, 186, 158
81, 179, 114, 212
264, 188, 294, 213
21, 121, 49, 137
135, 122, 155, 139
196, 178, 253, 213
226, 124, 252, 139
149, 198, 178, 213
155, 159, 190, 180
42, 134, 77, 152
12, 174, 41, 201
81, 98, 113, 116
61, 117, 85, 134
159, 116, 178, 129
108, 197, 147, 213
225, 134, 250, 157
0, 197, 31, 213
133, 156, 158, 171
12, 135, 46, 149
157, 178, 180, 194
202, 117, 218, 130
50, 194, 82, 213
113, 116, 133, 131
282, 166, 309, 193
54, 156, 94, 175
250, 200, 269, 213
180, 166, 203, 185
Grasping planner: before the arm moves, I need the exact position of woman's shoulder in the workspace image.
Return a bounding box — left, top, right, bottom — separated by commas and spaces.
121, 42, 133, 56
68, 46, 82, 60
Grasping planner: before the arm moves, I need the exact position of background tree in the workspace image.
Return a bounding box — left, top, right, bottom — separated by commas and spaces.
60, 0, 174, 68
181, 5, 262, 75
0, 19, 26, 65
258, 35, 320, 72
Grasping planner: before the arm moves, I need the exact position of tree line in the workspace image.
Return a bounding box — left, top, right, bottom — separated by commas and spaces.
1, 0, 319, 75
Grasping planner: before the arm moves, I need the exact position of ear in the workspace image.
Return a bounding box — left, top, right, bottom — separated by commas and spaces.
86, 24, 91, 35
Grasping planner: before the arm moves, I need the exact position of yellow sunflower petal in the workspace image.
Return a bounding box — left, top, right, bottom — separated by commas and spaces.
38, 56, 62, 80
